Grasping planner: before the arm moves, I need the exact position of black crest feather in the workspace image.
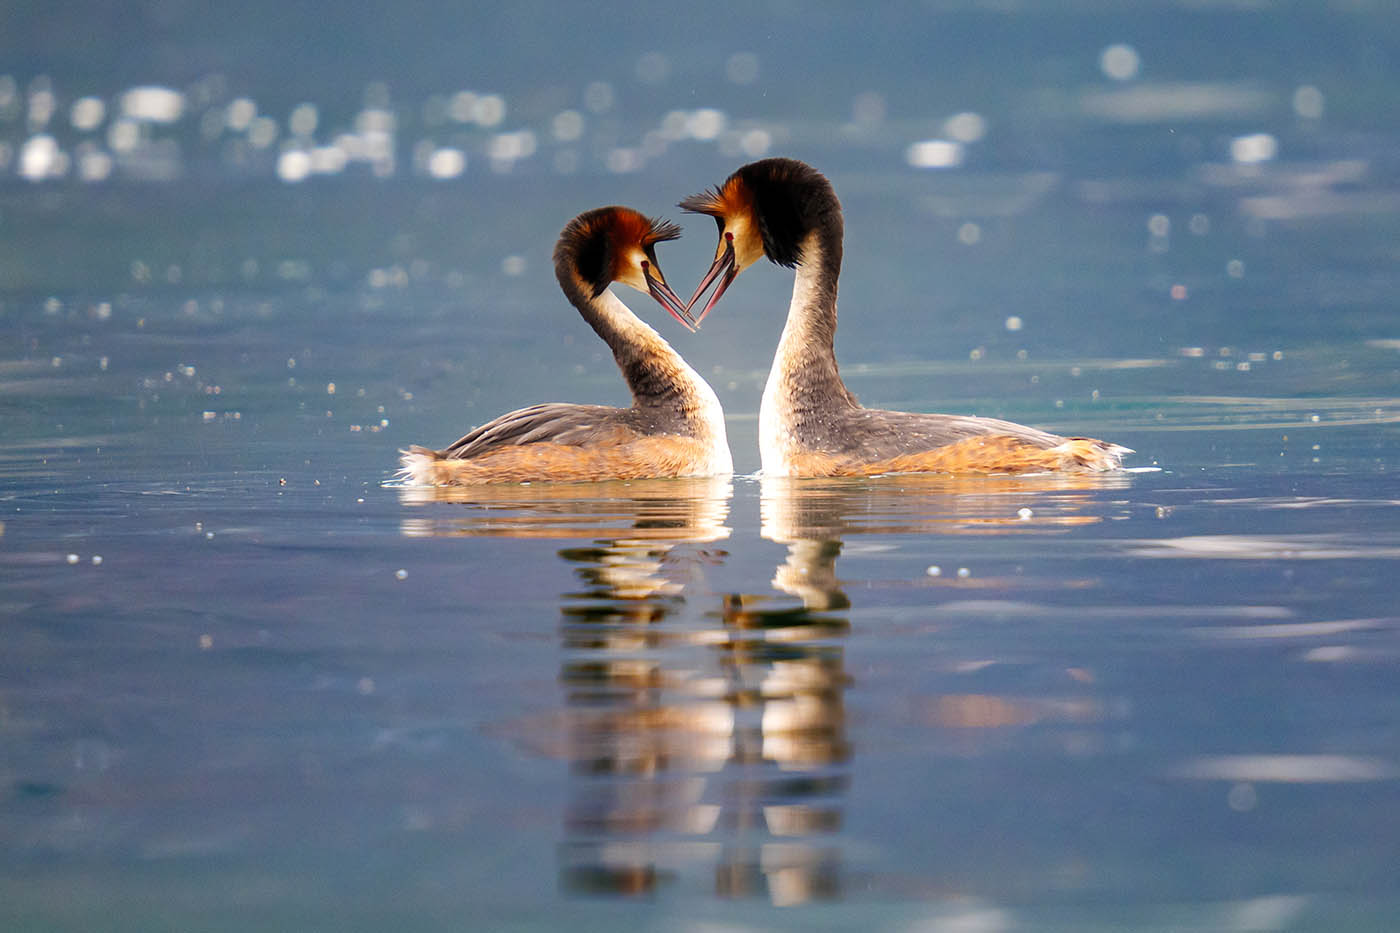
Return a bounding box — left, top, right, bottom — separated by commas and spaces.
646, 217, 682, 245
680, 158, 840, 268
741, 158, 838, 268
572, 229, 611, 298
678, 188, 724, 215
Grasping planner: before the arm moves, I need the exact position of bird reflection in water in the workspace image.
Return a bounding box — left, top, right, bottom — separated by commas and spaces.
552, 481, 851, 904
556, 472, 1129, 903
399, 470, 1130, 904
403, 476, 842, 901
397, 476, 733, 542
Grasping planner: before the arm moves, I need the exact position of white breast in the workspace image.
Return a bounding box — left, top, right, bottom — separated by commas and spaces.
758, 366, 792, 476
691, 371, 734, 476
757, 245, 827, 477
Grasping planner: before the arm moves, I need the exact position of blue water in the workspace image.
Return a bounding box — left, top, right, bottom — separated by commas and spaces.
4, 3, 1400, 929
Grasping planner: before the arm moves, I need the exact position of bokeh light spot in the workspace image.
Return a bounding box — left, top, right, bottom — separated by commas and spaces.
1100, 44, 1141, 81
121, 86, 184, 123
1293, 84, 1324, 119
448, 91, 477, 122
289, 103, 318, 137
906, 140, 964, 169
473, 94, 506, 127
226, 97, 256, 131
739, 128, 771, 157
19, 134, 62, 180
77, 146, 112, 182
249, 116, 279, 149
944, 111, 986, 143
70, 96, 106, 131
552, 109, 584, 142
606, 147, 643, 173
687, 109, 726, 141
277, 149, 312, 183
427, 148, 465, 179
1230, 133, 1278, 164
583, 82, 614, 114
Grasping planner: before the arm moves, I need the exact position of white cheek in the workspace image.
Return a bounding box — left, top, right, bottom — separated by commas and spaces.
727, 221, 763, 270
622, 262, 648, 291
741, 238, 766, 270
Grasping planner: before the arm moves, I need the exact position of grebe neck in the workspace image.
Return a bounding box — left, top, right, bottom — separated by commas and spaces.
764, 230, 856, 412
572, 284, 706, 410
556, 265, 730, 473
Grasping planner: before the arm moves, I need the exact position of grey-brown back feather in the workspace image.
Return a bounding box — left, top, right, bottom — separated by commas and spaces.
440, 402, 684, 460
818, 408, 1067, 460
441, 403, 620, 459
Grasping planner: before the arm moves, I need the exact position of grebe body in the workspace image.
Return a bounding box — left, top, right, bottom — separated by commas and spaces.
681, 159, 1129, 477
400, 207, 732, 485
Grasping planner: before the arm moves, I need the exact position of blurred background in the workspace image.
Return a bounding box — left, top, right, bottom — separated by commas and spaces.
4, 0, 1397, 472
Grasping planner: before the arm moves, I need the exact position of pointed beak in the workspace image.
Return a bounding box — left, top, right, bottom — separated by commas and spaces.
686, 234, 737, 328
643, 263, 696, 332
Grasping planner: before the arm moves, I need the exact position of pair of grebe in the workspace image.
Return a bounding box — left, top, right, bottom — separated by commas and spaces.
401, 158, 1129, 485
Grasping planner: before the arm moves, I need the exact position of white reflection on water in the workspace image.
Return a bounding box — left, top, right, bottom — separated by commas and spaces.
1201, 496, 1400, 510
1230, 132, 1278, 164
1293, 84, 1325, 119
1241, 189, 1400, 220
1171, 754, 1398, 783
69, 95, 104, 130
929, 602, 1291, 621
1124, 535, 1400, 559
1200, 618, 1393, 640
18, 133, 63, 180
1113, 395, 1400, 432
944, 111, 987, 143
120, 86, 184, 123
906, 139, 964, 170
1080, 82, 1273, 123
1099, 42, 1141, 81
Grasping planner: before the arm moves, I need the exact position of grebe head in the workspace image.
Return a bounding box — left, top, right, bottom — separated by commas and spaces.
556, 206, 693, 330
679, 158, 839, 324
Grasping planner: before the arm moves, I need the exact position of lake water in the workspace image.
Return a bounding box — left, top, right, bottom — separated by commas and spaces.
3, 3, 1400, 930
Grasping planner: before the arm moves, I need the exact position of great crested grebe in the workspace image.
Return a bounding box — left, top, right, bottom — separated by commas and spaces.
400, 206, 732, 485
680, 157, 1131, 477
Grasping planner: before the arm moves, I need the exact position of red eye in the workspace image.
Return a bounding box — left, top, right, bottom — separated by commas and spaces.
725, 232, 734, 242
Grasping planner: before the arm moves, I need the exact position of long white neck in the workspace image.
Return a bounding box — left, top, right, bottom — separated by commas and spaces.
758, 234, 853, 475
591, 288, 733, 476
